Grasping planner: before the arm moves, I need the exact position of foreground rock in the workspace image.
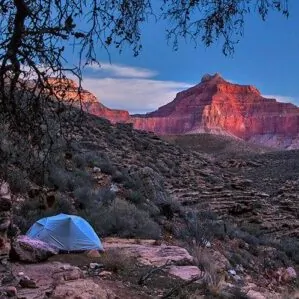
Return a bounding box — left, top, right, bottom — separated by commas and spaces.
168, 265, 202, 281
12, 262, 145, 299
10, 235, 58, 263
104, 238, 194, 267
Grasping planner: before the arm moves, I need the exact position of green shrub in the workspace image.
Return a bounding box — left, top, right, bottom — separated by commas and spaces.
73, 186, 94, 209
111, 171, 125, 183
94, 188, 116, 205
47, 166, 92, 192
72, 153, 87, 169
98, 161, 115, 175
126, 190, 144, 204
6, 168, 30, 194
85, 198, 161, 239
13, 195, 73, 233
66, 170, 92, 191
100, 249, 134, 273
83, 152, 101, 167
278, 238, 299, 263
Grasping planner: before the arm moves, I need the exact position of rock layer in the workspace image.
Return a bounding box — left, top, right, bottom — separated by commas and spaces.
131, 74, 299, 148
49, 74, 299, 149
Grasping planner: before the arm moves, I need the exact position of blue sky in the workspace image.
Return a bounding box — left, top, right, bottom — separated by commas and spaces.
74, 2, 299, 114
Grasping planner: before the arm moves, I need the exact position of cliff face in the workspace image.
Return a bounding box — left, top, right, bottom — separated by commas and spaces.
48, 78, 130, 124
48, 75, 299, 149
130, 74, 299, 148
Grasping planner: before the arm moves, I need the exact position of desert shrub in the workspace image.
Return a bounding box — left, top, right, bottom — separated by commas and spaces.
278, 238, 299, 263
93, 188, 116, 205
182, 211, 221, 246
240, 223, 264, 238
73, 186, 94, 209
100, 249, 134, 273
126, 190, 144, 204
187, 246, 224, 297
83, 152, 102, 167
98, 160, 115, 175
227, 252, 243, 267
13, 195, 73, 233
227, 224, 261, 246
52, 195, 73, 214
46, 166, 92, 192
122, 173, 142, 190
72, 153, 87, 169
6, 168, 30, 194
85, 198, 161, 239
46, 166, 69, 191
66, 170, 92, 192
158, 198, 182, 220
228, 288, 250, 299
111, 170, 125, 183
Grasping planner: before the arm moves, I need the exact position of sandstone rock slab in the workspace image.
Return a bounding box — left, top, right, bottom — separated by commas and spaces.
168, 265, 202, 281
10, 235, 58, 263
104, 238, 193, 266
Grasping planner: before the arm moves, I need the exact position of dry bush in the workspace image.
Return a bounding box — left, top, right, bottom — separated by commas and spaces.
100, 249, 134, 274
83, 198, 161, 239
191, 246, 223, 294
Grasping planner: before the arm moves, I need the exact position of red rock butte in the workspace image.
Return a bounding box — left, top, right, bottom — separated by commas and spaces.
49, 74, 299, 149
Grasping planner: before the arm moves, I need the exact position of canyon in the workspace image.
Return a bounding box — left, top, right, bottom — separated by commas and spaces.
49, 74, 299, 149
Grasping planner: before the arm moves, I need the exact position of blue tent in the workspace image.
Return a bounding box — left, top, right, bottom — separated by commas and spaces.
26, 213, 103, 251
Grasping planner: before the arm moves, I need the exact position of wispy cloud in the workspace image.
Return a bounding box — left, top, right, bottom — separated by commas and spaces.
81, 77, 192, 114
86, 62, 158, 79
262, 94, 298, 105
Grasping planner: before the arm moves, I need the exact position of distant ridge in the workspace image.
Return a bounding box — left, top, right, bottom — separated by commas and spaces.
49, 74, 299, 149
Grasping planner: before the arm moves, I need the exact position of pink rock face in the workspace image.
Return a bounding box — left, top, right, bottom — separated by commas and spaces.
130, 74, 299, 149
48, 78, 130, 124
49, 74, 299, 149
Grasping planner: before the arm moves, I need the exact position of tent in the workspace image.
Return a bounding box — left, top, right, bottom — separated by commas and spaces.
26, 213, 103, 251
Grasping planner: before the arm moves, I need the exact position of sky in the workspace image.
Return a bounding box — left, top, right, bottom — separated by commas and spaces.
70, 1, 299, 114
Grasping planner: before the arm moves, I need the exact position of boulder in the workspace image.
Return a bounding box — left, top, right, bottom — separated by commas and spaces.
168, 265, 202, 281
104, 238, 194, 267
10, 235, 58, 263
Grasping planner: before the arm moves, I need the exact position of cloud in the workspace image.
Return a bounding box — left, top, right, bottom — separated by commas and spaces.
86, 62, 158, 78
81, 77, 193, 114
262, 94, 298, 105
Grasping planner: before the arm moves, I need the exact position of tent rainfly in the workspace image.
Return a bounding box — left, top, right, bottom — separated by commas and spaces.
26, 213, 103, 251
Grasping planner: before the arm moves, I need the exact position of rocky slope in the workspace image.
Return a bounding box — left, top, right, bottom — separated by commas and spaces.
1, 98, 299, 297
